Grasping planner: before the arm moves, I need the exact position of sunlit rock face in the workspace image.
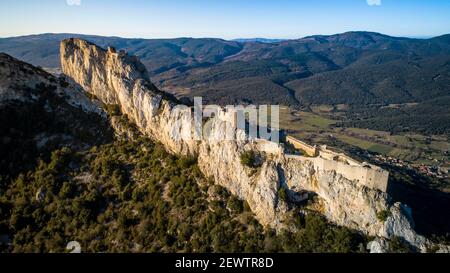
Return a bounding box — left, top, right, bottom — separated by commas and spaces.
60, 38, 432, 251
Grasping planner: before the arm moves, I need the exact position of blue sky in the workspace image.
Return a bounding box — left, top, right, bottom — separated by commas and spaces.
0, 0, 449, 39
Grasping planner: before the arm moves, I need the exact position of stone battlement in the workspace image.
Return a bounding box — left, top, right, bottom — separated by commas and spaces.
286, 136, 319, 156
285, 136, 389, 192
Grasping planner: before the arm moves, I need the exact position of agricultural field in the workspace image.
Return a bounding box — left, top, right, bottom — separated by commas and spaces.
279, 106, 450, 168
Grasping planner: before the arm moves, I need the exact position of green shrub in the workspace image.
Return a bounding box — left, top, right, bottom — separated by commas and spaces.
227, 196, 243, 214
105, 104, 121, 116
389, 236, 412, 253
376, 210, 392, 222
177, 156, 197, 169
48, 147, 73, 171
278, 187, 288, 202
240, 150, 257, 168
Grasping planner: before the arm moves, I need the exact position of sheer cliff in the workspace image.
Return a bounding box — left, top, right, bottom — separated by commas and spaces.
59, 38, 437, 252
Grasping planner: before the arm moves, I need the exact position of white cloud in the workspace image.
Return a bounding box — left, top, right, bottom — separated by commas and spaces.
67, 0, 81, 6
367, 0, 382, 6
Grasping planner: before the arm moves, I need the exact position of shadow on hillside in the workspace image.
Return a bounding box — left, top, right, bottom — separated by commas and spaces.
387, 178, 450, 240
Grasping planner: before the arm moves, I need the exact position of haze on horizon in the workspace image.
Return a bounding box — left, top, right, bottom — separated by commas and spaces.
0, 0, 449, 39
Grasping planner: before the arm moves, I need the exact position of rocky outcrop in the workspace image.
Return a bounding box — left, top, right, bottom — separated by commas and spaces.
0, 53, 104, 115
60, 38, 433, 251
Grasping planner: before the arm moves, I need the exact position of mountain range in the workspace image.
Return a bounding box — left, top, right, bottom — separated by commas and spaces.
1, 32, 449, 104
1, 31, 449, 135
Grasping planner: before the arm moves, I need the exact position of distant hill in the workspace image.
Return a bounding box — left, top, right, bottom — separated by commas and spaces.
232, 38, 287, 43
0, 33, 243, 75
1, 32, 449, 134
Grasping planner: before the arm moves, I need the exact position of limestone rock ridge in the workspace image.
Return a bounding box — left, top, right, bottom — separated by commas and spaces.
60, 38, 434, 251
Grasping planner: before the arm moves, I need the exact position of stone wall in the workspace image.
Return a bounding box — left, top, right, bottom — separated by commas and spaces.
295, 155, 388, 192
286, 136, 318, 156
285, 136, 389, 192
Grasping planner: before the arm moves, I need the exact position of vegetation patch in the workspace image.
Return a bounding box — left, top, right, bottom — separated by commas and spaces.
240, 150, 261, 169
278, 187, 288, 202
376, 210, 392, 222
389, 236, 414, 253
105, 104, 121, 117
0, 113, 368, 253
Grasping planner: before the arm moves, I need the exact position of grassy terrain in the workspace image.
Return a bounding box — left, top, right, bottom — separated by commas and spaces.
279, 107, 336, 136
334, 135, 394, 155
280, 106, 450, 166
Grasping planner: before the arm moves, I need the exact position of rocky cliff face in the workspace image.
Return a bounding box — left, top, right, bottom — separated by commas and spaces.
60, 38, 433, 251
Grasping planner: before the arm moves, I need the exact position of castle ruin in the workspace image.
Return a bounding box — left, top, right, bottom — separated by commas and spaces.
285, 135, 389, 192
